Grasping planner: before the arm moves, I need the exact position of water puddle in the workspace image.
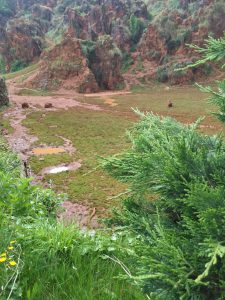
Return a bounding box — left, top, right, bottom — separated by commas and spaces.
40, 162, 82, 175
104, 98, 118, 107
49, 166, 70, 174
32, 147, 66, 155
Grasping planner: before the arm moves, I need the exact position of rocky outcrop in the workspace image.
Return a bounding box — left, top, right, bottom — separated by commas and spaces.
89, 36, 124, 90
0, 17, 46, 72
138, 25, 167, 63
32, 4, 53, 22
28, 37, 99, 93
28, 35, 125, 92
63, 0, 149, 50
126, 1, 225, 85
0, 78, 9, 107
0, 0, 55, 72
0, 0, 224, 90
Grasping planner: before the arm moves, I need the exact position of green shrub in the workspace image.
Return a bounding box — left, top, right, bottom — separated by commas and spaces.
156, 66, 168, 82
166, 39, 181, 52
101, 112, 225, 299
121, 53, 134, 72
80, 40, 96, 58
0, 56, 6, 73
10, 60, 28, 73
129, 15, 146, 44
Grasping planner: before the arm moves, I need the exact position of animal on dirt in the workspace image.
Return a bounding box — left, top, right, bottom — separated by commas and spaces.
22, 102, 29, 109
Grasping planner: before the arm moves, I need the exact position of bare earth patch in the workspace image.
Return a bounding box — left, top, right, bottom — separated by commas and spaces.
3, 107, 38, 160
58, 201, 98, 229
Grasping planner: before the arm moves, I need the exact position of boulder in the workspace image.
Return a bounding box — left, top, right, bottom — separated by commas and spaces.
44, 102, 53, 108
22, 102, 29, 109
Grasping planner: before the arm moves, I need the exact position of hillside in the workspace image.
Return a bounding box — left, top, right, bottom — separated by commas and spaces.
1, 2, 225, 298
0, 0, 225, 91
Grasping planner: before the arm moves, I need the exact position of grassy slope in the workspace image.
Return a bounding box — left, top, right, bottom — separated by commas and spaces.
0, 64, 39, 80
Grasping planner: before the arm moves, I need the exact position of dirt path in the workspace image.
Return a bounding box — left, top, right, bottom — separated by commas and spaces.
3, 107, 38, 161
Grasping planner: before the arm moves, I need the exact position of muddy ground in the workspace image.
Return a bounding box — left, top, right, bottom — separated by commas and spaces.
2, 79, 130, 228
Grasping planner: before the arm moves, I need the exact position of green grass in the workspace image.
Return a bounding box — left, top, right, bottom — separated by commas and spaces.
0, 63, 38, 80
84, 85, 224, 134
16, 222, 145, 300
24, 108, 132, 213
16, 88, 53, 96
23, 84, 224, 215
0, 108, 14, 134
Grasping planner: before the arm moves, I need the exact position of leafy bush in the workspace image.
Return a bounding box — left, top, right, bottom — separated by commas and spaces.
80, 39, 96, 59
187, 34, 225, 121
100, 33, 225, 299
157, 61, 190, 83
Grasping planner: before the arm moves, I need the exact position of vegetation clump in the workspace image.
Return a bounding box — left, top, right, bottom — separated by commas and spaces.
100, 33, 225, 299
0, 77, 9, 106
0, 135, 144, 299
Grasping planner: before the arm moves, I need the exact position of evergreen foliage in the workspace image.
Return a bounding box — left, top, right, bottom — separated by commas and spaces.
188, 34, 225, 123
102, 112, 225, 299
187, 34, 225, 68
101, 33, 225, 299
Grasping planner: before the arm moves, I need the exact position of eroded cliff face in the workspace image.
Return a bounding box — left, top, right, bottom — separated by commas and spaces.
0, 0, 224, 90
0, 78, 9, 107
127, 0, 225, 84
63, 0, 148, 48
0, 0, 56, 72
27, 37, 99, 93
88, 36, 124, 90
0, 19, 44, 72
